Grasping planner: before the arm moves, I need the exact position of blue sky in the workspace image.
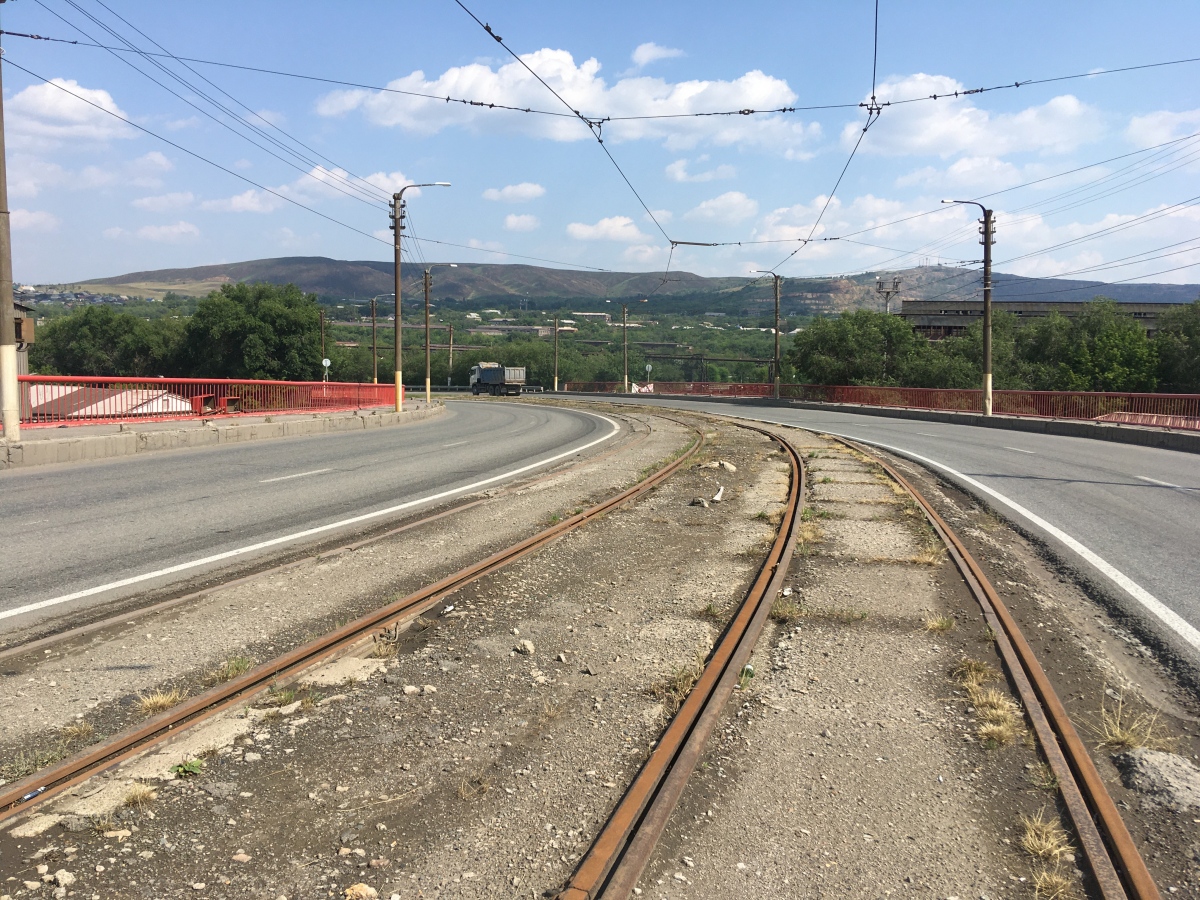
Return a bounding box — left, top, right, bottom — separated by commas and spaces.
5, 0, 1200, 287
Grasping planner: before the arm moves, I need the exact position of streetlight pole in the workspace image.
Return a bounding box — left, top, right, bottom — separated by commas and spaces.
447, 324, 454, 386
370, 295, 378, 383
622, 303, 629, 393
754, 270, 782, 400
553, 315, 559, 392
0, 36, 20, 442
943, 200, 996, 415
390, 182, 450, 411
424, 263, 457, 405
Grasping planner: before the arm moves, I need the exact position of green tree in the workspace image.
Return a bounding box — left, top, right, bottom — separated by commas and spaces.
1154, 299, 1200, 392
788, 310, 922, 385
176, 282, 322, 381
28, 305, 182, 376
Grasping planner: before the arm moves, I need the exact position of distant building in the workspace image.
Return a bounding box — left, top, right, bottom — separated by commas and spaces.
572, 311, 611, 324
899, 298, 1187, 340
468, 325, 553, 337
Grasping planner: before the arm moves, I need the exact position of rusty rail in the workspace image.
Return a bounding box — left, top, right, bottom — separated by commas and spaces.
836, 437, 1160, 900
0, 422, 703, 821
557, 424, 805, 900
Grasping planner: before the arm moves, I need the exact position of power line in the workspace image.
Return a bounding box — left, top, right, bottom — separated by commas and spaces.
450, 0, 673, 243
993, 260, 1200, 299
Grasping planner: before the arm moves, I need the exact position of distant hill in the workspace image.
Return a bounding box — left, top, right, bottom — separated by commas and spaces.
74, 256, 1200, 316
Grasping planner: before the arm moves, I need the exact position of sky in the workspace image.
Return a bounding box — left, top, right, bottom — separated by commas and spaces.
4, 0, 1200, 290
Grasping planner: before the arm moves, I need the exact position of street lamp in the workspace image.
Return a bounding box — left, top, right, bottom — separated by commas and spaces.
424, 263, 457, 405
368, 293, 394, 384
390, 182, 451, 411
754, 270, 783, 400
607, 298, 648, 393
942, 199, 996, 415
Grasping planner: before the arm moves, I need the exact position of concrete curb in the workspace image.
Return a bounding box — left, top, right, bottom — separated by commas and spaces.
558, 393, 1200, 455
1, 404, 446, 470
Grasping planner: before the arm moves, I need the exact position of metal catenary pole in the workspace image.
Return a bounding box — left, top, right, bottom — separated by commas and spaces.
371, 296, 378, 384
391, 195, 404, 411
773, 274, 781, 400
0, 36, 20, 443
622, 303, 629, 393
423, 269, 432, 405
553, 315, 559, 392
447, 324, 454, 386
981, 208, 995, 416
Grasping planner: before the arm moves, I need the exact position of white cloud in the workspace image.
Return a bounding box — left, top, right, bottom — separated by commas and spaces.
255, 109, 286, 126
201, 189, 282, 213
631, 42, 684, 69
165, 116, 201, 131
8, 158, 67, 199
102, 226, 126, 240
646, 209, 674, 224
1126, 109, 1200, 147
316, 50, 819, 153
133, 191, 194, 212
850, 74, 1104, 157
684, 191, 758, 223
234, 159, 253, 170
7, 79, 134, 149
623, 243, 669, 263
483, 182, 546, 202
504, 213, 540, 232
362, 170, 415, 194
666, 157, 736, 182
896, 156, 1022, 191
136, 221, 200, 243
12, 209, 60, 232
566, 216, 649, 242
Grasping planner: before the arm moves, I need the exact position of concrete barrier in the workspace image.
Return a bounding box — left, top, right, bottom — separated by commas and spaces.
1, 404, 446, 470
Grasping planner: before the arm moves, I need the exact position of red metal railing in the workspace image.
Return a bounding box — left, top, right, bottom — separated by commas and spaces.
18, 375, 396, 427
562, 381, 1200, 431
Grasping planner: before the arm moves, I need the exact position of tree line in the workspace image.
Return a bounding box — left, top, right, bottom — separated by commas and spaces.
788, 298, 1200, 393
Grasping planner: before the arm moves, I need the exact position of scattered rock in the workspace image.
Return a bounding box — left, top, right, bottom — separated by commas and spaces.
192, 883, 206, 891
516, 639, 536, 655
53, 871, 75, 888
422, 684, 437, 695
712, 486, 725, 503
232, 852, 251, 863
369, 858, 390, 868
344, 885, 379, 900
202, 782, 239, 800
1113, 748, 1200, 811
402, 684, 420, 695
690, 497, 710, 508
243, 752, 263, 762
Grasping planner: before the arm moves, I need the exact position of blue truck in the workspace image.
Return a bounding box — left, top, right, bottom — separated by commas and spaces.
469, 362, 526, 396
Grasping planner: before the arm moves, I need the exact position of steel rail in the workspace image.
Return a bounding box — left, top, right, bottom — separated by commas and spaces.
0, 409, 655, 663
837, 437, 1159, 900
556, 424, 804, 900
0, 422, 702, 821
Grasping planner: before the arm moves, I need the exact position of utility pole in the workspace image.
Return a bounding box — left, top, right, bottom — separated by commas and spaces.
0, 35, 20, 443
981, 208, 995, 416
944, 200, 995, 415
423, 269, 431, 405
875, 275, 902, 315
447, 324, 454, 386
319, 308, 325, 360
553, 315, 559, 392
754, 270, 783, 400
390, 195, 404, 410
370, 295, 378, 383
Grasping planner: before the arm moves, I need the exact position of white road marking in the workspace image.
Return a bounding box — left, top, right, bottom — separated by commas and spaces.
1137, 475, 1198, 494
815, 428, 1200, 653
442, 440, 469, 448
260, 468, 332, 484
1, 412, 621, 622
1004, 447, 1036, 454
915, 432, 940, 437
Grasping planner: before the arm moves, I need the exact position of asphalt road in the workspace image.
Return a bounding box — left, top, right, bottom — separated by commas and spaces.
0, 402, 616, 630
579, 396, 1200, 660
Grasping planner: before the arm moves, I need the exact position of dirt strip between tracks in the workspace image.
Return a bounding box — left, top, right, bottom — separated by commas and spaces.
1, 415, 1197, 900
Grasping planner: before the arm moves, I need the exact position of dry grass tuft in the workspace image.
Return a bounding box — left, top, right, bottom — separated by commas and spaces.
1095, 697, 1174, 752
951, 657, 996, 690
650, 655, 706, 714
123, 784, 157, 810
205, 656, 253, 686
541, 699, 563, 721
1029, 762, 1059, 792
699, 601, 725, 623
770, 595, 803, 625
61, 721, 95, 744
371, 623, 405, 658
977, 719, 1019, 747
457, 774, 493, 800
911, 542, 947, 566
924, 614, 956, 634
1033, 867, 1078, 900
137, 687, 186, 716
1019, 809, 1073, 861
797, 521, 824, 545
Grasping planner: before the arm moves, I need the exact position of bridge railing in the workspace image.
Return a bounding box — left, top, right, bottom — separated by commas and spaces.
18, 375, 396, 427
561, 381, 1200, 431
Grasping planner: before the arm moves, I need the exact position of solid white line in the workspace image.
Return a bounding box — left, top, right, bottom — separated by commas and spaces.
260, 468, 332, 484
814, 428, 1200, 653
1137, 474, 1198, 494
915, 432, 940, 437
442, 440, 469, 448
1, 412, 621, 622
1004, 447, 1036, 454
